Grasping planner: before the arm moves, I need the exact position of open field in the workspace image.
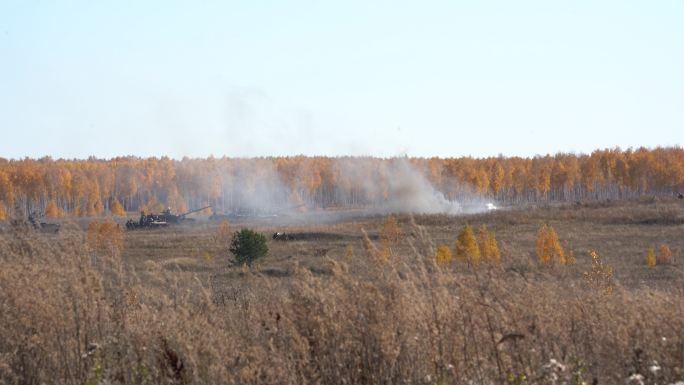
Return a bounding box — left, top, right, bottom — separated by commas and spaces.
116, 197, 684, 289
2, 197, 684, 384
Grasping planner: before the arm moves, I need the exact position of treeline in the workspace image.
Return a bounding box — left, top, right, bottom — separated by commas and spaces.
0, 147, 682, 219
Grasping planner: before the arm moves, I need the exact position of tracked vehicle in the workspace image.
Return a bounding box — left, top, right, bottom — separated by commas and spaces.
10, 211, 60, 233
125, 206, 212, 230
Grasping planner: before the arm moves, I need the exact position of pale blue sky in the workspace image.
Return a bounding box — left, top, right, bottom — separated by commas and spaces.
1, 0, 682, 159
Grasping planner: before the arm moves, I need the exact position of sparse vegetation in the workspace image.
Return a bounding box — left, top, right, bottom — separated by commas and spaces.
435, 244, 452, 266
455, 223, 480, 265
110, 198, 125, 217
659, 244, 673, 264
345, 243, 354, 258
45, 199, 62, 218
379, 215, 402, 243
646, 247, 657, 268
562, 241, 577, 265
86, 217, 124, 255
213, 220, 232, 257
229, 228, 268, 266
377, 215, 402, 259
536, 224, 565, 265
1, 199, 683, 384
584, 250, 615, 294
477, 224, 500, 265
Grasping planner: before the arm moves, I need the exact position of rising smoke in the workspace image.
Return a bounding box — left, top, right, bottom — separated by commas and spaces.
334, 158, 464, 215
207, 157, 493, 217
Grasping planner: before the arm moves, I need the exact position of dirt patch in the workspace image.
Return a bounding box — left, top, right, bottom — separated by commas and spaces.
272, 231, 365, 241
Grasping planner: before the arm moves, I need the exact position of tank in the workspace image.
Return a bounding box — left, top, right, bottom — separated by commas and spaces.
158, 206, 212, 223
126, 206, 212, 230
24, 211, 60, 233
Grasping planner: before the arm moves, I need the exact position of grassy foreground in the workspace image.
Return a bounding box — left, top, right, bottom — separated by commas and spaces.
1, 199, 684, 384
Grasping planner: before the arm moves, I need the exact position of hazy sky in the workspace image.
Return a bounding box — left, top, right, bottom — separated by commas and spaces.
1, 0, 682, 159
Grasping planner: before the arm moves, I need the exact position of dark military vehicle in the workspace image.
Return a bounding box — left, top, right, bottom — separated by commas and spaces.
12, 211, 60, 233
153, 206, 213, 224
272, 232, 295, 241
126, 206, 212, 230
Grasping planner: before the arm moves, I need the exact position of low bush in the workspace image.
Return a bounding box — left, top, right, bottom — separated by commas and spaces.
229, 228, 268, 266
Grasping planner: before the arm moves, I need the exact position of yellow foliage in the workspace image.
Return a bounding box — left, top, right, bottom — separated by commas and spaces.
583, 250, 614, 294
477, 225, 501, 265
456, 224, 480, 265
86, 197, 103, 217
141, 197, 164, 214
110, 198, 125, 217
535, 225, 550, 265
561, 246, 576, 265
2, 149, 684, 218
435, 244, 452, 266
646, 247, 657, 268
45, 200, 62, 218
536, 224, 564, 266
0, 201, 8, 220
658, 244, 672, 265
345, 244, 354, 258
87, 218, 124, 255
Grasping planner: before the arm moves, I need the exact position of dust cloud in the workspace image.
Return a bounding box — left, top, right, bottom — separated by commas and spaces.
207, 158, 494, 218
334, 158, 463, 215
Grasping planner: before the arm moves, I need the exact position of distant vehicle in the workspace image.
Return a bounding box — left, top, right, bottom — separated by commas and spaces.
126, 206, 212, 230
272, 232, 295, 241
157, 206, 212, 224
13, 211, 60, 233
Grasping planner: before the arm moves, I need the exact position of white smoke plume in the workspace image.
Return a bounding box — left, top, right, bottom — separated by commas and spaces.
342, 158, 462, 214
331, 157, 495, 215
204, 157, 494, 217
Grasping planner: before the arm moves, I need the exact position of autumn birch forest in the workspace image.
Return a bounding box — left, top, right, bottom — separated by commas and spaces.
1, 146, 683, 219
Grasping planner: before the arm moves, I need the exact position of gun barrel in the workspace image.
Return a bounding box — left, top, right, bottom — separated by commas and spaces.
181, 205, 212, 216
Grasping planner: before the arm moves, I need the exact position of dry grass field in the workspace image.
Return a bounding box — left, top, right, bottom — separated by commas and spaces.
120, 197, 684, 289
1, 197, 684, 384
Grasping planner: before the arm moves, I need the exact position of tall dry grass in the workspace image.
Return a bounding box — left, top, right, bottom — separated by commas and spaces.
1, 220, 684, 384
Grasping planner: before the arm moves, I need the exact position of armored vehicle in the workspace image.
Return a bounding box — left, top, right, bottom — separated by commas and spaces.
25, 211, 60, 233
125, 206, 212, 230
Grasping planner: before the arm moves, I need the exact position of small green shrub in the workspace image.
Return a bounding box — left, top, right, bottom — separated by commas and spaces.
229, 228, 268, 266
